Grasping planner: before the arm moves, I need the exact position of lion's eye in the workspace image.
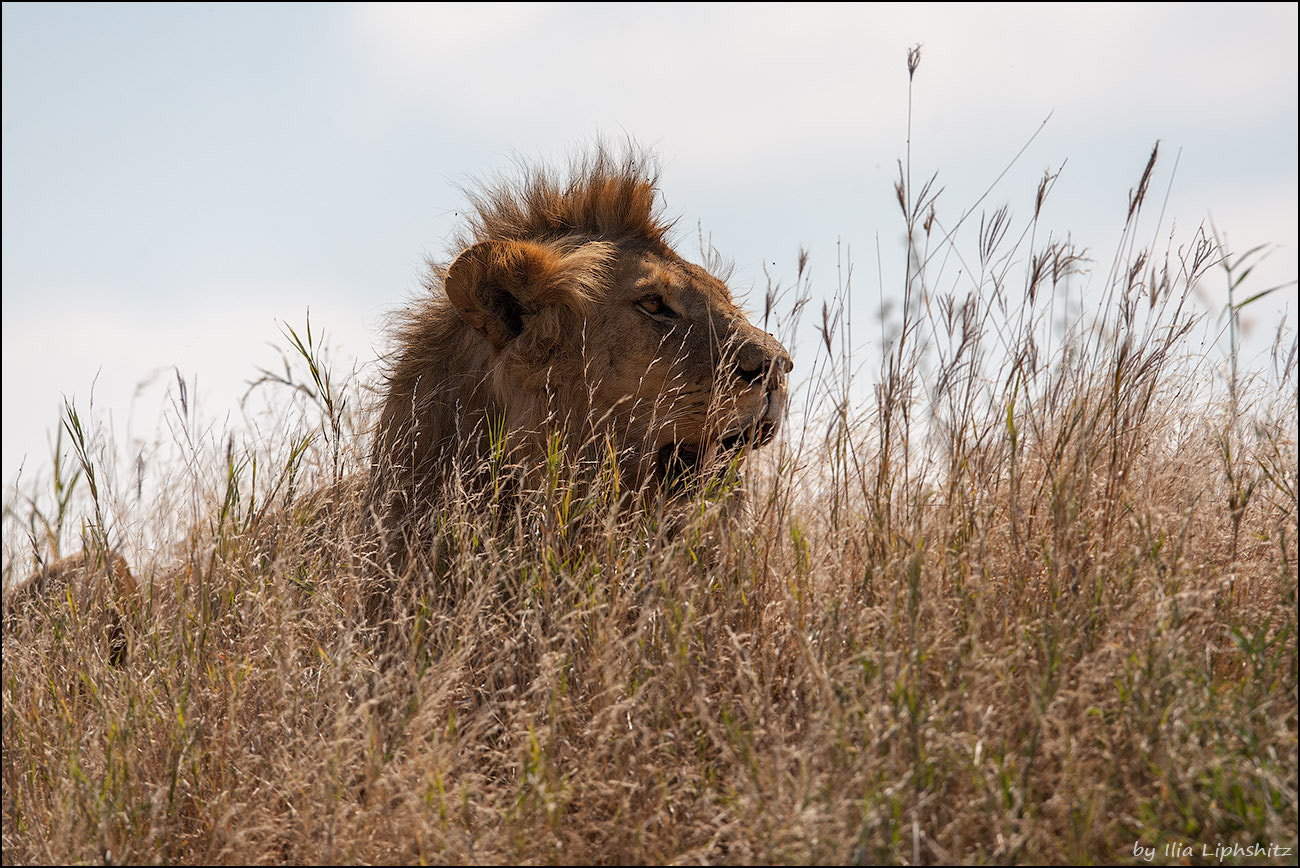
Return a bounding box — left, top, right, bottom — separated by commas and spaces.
637, 294, 674, 318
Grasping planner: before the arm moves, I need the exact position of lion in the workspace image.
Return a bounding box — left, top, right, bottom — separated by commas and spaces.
3, 548, 138, 666
367, 147, 792, 549
6, 145, 793, 655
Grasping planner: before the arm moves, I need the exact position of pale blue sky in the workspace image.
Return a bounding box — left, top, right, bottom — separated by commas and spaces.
3, 2, 1297, 490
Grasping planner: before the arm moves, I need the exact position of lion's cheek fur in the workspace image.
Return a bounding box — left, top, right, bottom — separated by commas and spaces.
488, 307, 590, 435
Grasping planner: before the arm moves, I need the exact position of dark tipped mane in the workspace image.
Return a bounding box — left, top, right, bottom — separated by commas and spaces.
455, 147, 676, 250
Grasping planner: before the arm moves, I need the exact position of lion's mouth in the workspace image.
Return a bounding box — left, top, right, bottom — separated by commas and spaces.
654, 417, 779, 488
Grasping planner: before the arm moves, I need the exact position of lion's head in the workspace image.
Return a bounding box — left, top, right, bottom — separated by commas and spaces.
370, 148, 791, 519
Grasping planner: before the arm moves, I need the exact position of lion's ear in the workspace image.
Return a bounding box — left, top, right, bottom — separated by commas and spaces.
445, 239, 613, 351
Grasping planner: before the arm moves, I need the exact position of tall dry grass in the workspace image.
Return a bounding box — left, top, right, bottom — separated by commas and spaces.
3, 62, 1297, 866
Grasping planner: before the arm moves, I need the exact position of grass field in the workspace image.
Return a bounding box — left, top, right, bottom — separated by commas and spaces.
3, 75, 1296, 865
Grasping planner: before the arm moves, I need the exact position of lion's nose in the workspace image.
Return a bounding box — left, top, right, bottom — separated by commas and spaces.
734, 337, 793, 387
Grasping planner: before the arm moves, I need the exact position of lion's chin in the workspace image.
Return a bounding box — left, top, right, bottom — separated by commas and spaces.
655, 441, 708, 487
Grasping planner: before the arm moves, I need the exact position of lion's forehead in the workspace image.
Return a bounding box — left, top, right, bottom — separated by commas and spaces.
623, 251, 737, 310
